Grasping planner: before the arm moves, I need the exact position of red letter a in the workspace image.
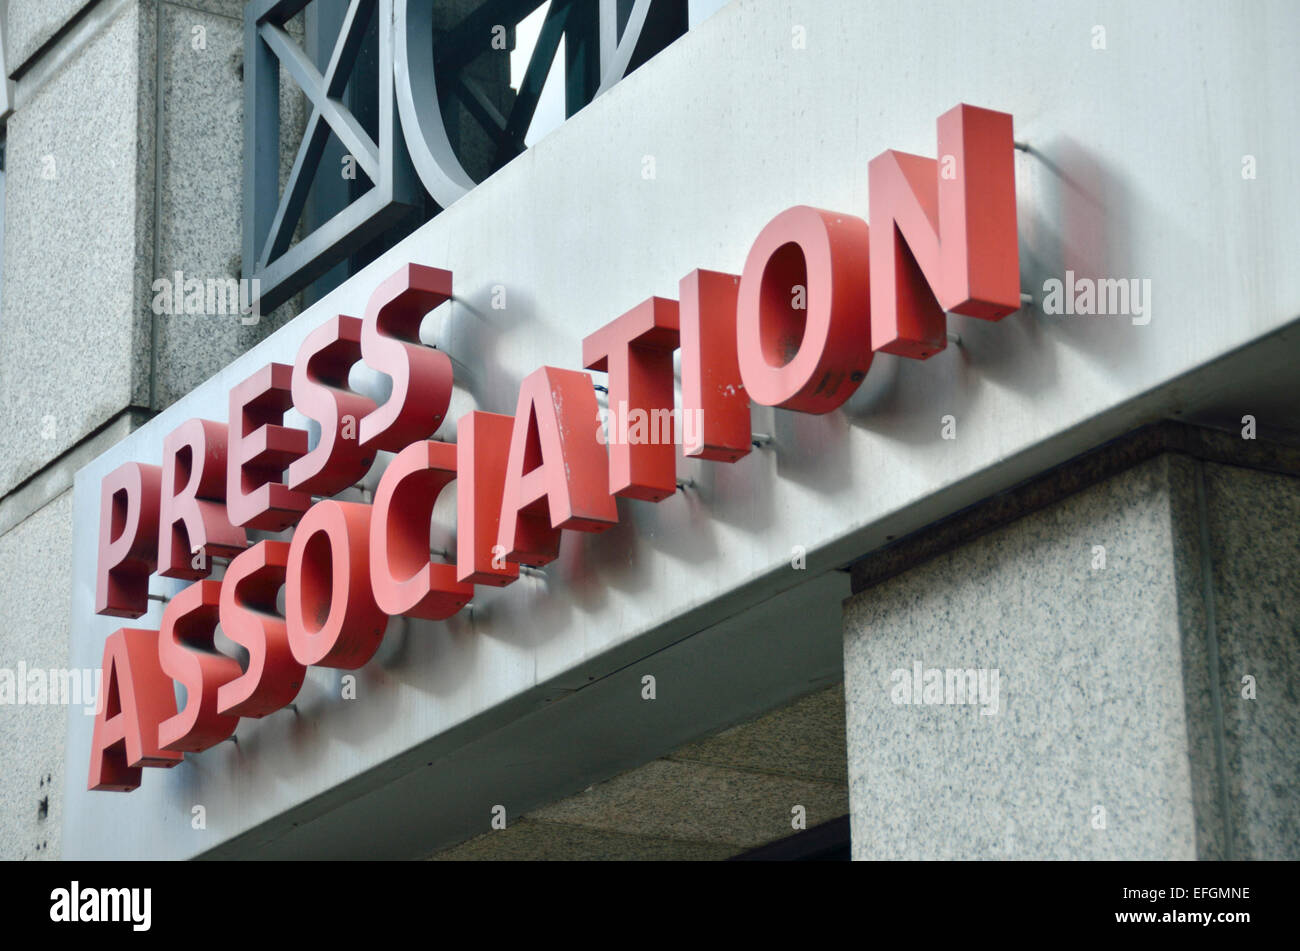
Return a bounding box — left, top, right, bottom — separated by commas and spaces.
88, 628, 182, 792
497, 367, 618, 567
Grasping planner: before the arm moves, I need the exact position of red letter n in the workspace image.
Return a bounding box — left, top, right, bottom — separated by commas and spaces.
869, 104, 1019, 360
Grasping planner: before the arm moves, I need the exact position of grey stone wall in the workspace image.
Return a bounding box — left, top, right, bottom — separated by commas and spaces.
0, 492, 74, 859
1198, 462, 1300, 859
6, 1, 97, 71
842, 445, 1300, 860
0, 0, 302, 859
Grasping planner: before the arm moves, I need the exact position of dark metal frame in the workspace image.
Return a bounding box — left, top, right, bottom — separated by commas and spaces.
243, 0, 422, 315
245, 0, 687, 315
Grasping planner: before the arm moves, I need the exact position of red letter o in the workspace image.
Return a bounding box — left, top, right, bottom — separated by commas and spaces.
736, 205, 872, 413
286, 500, 388, 669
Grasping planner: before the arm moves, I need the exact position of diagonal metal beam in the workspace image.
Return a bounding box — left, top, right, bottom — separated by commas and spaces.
259, 108, 331, 270
453, 75, 508, 136
565, 0, 600, 117
322, 0, 374, 99
244, 0, 425, 314
492, 0, 572, 169
256, 1, 378, 270
432, 0, 548, 76
259, 21, 379, 178
247, 0, 690, 311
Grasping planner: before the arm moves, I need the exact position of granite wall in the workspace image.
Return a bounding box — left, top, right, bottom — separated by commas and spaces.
842, 434, 1300, 860
0, 0, 301, 860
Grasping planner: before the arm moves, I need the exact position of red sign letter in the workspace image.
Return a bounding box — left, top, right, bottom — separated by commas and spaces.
288, 316, 378, 496
456, 411, 519, 587
88, 627, 182, 791
227, 363, 311, 531
679, 269, 751, 462
216, 540, 304, 718
370, 441, 474, 620
157, 581, 242, 753
286, 500, 388, 668
359, 264, 456, 451
95, 462, 162, 618
159, 419, 246, 580
497, 367, 618, 566
737, 205, 872, 413
868, 103, 1019, 359
583, 297, 680, 501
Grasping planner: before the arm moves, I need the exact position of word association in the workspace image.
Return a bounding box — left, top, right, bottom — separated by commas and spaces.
89, 104, 1020, 792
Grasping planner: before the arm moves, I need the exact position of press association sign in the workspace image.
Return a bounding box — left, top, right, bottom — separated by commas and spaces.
90, 105, 1019, 792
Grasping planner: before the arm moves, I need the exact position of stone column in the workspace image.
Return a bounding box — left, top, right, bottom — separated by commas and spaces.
0, 0, 302, 859
842, 425, 1300, 860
